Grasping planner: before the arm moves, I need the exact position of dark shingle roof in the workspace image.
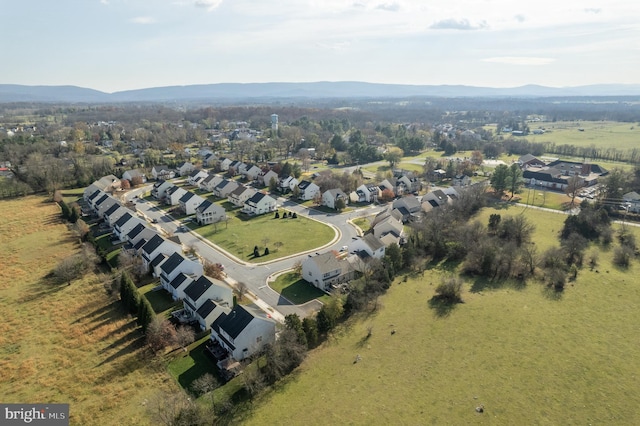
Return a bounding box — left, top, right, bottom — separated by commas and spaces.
179, 191, 195, 203
88, 189, 102, 201
127, 223, 146, 240
133, 238, 147, 250
247, 192, 267, 204
160, 252, 185, 275
217, 305, 256, 339
196, 299, 217, 319
169, 273, 189, 290
94, 194, 109, 206
104, 204, 120, 217
196, 199, 213, 213
114, 212, 133, 228
184, 275, 213, 302
150, 253, 167, 268
142, 234, 165, 255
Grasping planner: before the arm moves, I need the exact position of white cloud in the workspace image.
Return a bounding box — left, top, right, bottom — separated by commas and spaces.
430, 18, 488, 30
130, 16, 156, 24
482, 56, 555, 65
514, 14, 526, 23
375, 2, 401, 12
100, 0, 109, 4
584, 8, 602, 14
194, 0, 224, 11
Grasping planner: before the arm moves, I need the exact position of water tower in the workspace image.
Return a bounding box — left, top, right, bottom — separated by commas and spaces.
271, 114, 278, 131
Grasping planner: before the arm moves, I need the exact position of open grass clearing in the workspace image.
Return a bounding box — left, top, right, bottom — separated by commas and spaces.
237, 207, 640, 425
0, 196, 177, 425
189, 208, 335, 263
269, 271, 331, 305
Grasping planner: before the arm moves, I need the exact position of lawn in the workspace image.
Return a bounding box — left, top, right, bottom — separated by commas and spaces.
0, 196, 178, 425
352, 217, 371, 233
519, 121, 640, 151
139, 283, 182, 318
236, 208, 640, 425
167, 337, 218, 394
190, 209, 335, 263
269, 272, 330, 305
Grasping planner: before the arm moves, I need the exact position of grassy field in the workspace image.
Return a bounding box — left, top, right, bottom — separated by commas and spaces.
0, 196, 178, 425
190, 208, 335, 263
269, 271, 330, 305
237, 208, 640, 425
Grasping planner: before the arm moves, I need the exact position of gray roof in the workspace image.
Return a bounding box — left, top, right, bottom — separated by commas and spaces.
142, 234, 165, 255
184, 275, 215, 302
160, 252, 185, 275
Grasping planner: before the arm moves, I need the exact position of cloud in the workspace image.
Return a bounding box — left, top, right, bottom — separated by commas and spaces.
584, 8, 602, 14
100, 0, 109, 4
483, 56, 555, 65
315, 41, 352, 51
514, 14, 526, 23
130, 16, 156, 24
429, 18, 488, 30
194, 0, 223, 11
375, 2, 401, 12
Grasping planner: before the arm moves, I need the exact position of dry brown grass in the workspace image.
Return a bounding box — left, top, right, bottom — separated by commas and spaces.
0, 196, 178, 425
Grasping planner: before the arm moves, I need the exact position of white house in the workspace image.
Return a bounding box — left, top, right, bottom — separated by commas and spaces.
322, 188, 348, 210
95, 195, 119, 218
187, 169, 209, 186
151, 165, 175, 180
200, 174, 224, 192
354, 183, 380, 203
113, 212, 146, 242
218, 157, 233, 171
195, 200, 227, 225
279, 176, 299, 193
122, 169, 147, 184
166, 272, 194, 301
452, 174, 471, 187
213, 179, 239, 198
349, 233, 386, 259
195, 300, 231, 332
210, 305, 276, 361
151, 180, 173, 200
177, 162, 195, 177
83, 175, 121, 200
182, 275, 233, 325
371, 209, 404, 241
178, 191, 206, 215
259, 170, 279, 187
228, 185, 257, 208
243, 192, 277, 215
242, 165, 262, 181
392, 195, 422, 223
166, 185, 188, 205
301, 251, 357, 292
159, 252, 204, 292
140, 234, 182, 272
104, 205, 129, 227
298, 180, 320, 201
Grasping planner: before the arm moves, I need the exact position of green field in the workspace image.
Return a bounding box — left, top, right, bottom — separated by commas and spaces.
190, 207, 335, 263
0, 196, 177, 425
237, 208, 640, 425
514, 121, 640, 150
269, 271, 330, 305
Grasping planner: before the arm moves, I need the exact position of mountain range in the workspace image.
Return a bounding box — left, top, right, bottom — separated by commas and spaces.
2, 82, 640, 103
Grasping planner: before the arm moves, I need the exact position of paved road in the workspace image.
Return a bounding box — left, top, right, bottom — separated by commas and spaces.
131, 188, 386, 320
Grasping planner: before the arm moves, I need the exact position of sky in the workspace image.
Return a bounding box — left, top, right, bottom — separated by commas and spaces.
2, 0, 639, 93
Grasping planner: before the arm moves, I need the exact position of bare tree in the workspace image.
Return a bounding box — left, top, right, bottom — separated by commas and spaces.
174, 326, 195, 351
565, 175, 585, 207
146, 317, 177, 353
236, 281, 248, 302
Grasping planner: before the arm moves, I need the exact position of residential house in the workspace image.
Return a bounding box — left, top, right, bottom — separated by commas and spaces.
350, 233, 386, 260
104, 205, 129, 227
200, 174, 224, 192
301, 251, 357, 291
279, 176, 299, 193
179, 191, 206, 215
371, 208, 404, 241
195, 300, 231, 332
210, 305, 276, 361
177, 162, 196, 177
195, 200, 227, 225
297, 180, 320, 201
181, 276, 234, 328
259, 169, 279, 187
228, 185, 257, 208
151, 180, 173, 200
218, 157, 233, 171
421, 188, 457, 212
452, 174, 471, 187
203, 153, 217, 168
140, 234, 182, 272
242, 192, 277, 215
165, 185, 188, 206
623, 191, 640, 213
213, 179, 239, 198
96, 197, 120, 219
151, 165, 175, 180
85, 189, 103, 206
322, 188, 348, 210
83, 175, 121, 200
379, 177, 400, 197
353, 183, 380, 203
113, 212, 146, 242
126, 223, 158, 247
167, 273, 194, 301
392, 195, 422, 222
159, 252, 204, 292
91, 192, 111, 212
242, 165, 262, 181
122, 169, 147, 184
187, 169, 209, 186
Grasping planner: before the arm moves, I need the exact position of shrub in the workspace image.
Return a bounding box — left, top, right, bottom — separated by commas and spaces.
434, 276, 464, 303
613, 246, 634, 268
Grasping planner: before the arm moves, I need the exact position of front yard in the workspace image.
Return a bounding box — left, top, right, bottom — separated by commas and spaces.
269, 271, 330, 305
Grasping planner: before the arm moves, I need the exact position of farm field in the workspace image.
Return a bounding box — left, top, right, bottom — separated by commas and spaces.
237, 207, 640, 425
0, 196, 176, 425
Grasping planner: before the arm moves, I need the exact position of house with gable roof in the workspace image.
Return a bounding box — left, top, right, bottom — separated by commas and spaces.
301, 251, 357, 291
165, 185, 188, 205
159, 252, 204, 292
187, 169, 209, 187
350, 233, 386, 259
104, 204, 129, 227
297, 180, 320, 200
177, 162, 195, 177
392, 195, 422, 223
228, 185, 257, 208
151, 180, 173, 200
113, 212, 146, 242
140, 234, 182, 272
259, 169, 279, 187
122, 169, 147, 184
151, 165, 175, 180
242, 192, 277, 215
195, 200, 227, 225
210, 305, 276, 361
83, 175, 121, 200
242, 164, 262, 181
200, 174, 224, 192
179, 191, 206, 215
322, 188, 348, 210
213, 179, 239, 198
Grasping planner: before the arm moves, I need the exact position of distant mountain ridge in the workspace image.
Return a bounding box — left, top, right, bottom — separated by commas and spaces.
2, 82, 640, 103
